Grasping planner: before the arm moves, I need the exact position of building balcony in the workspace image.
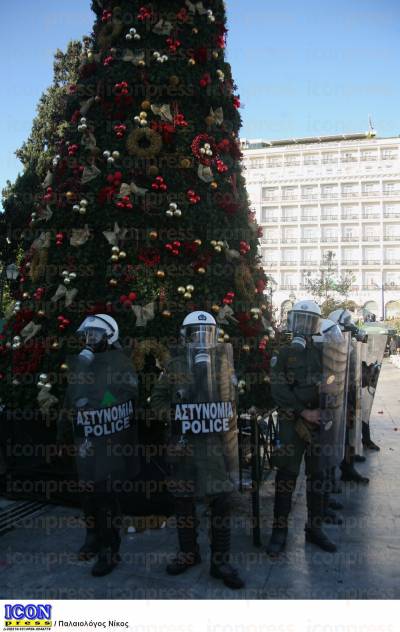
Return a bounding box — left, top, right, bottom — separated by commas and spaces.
301, 237, 318, 242
382, 155, 397, 161
342, 236, 360, 242
384, 236, 400, 241
362, 259, 381, 265
342, 214, 360, 220
301, 261, 318, 266
363, 213, 380, 219
301, 216, 318, 222
321, 215, 339, 221
282, 217, 298, 223
261, 217, 280, 223
384, 259, 400, 265
362, 236, 380, 242
260, 238, 279, 244
280, 261, 298, 266
342, 259, 361, 265
383, 213, 400, 219
280, 284, 298, 290
322, 158, 338, 164
321, 237, 339, 242
281, 238, 298, 243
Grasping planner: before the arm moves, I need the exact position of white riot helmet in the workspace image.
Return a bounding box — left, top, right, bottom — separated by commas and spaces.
180, 311, 218, 350
287, 299, 321, 336
328, 309, 353, 331
318, 318, 345, 345
77, 314, 119, 362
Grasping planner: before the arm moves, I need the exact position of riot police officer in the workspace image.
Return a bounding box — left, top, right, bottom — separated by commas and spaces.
266, 300, 338, 556
329, 309, 369, 484
151, 311, 244, 590
58, 314, 139, 576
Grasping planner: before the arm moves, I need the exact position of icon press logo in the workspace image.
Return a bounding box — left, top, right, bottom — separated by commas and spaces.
4, 604, 52, 629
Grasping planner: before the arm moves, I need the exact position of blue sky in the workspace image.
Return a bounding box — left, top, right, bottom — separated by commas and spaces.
1, 0, 399, 190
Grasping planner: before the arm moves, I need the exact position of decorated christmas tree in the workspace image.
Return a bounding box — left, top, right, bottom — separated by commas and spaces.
0, 0, 273, 429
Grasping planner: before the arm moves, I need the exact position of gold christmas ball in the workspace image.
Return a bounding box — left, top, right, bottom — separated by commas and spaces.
37, 310, 45, 318
186, 285, 194, 292
212, 51, 219, 59
65, 191, 75, 201
177, 286, 186, 294
242, 345, 251, 352
188, 58, 196, 66
156, 270, 165, 279
60, 363, 69, 371
194, 239, 202, 246
118, 251, 127, 259
211, 304, 220, 313
109, 278, 118, 287
162, 310, 171, 318
22, 292, 29, 299
192, 27, 199, 34
169, 75, 180, 86
51, 341, 60, 349
87, 52, 94, 62
149, 230, 158, 240
79, 207, 87, 215
261, 304, 267, 311
141, 100, 151, 110
223, 334, 230, 342
148, 165, 159, 177
197, 267, 206, 275
111, 254, 119, 262
252, 313, 260, 320
180, 158, 191, 169
214, 245, 222, 253
183, 292, 192, 300
210, 182, 218, 190
210, 240, 217, 247
111, 246, 120, 253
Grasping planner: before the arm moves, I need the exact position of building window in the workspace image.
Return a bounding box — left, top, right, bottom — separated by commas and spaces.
282, 186, 298, 201
321, 184, 338, 199
322, 153, 338, 164
281, 206, 298, 222
266, 156, 282, 168
382, 148, 398, 160
262, 187, 278, 201
361, 150, 377, 161
321, 204, 338, 220
341, 183, 358, 198
261, 206, 279, 222
362, 182, 379, 196
285, 155, 300, 166
250, 158, 264, 169
301, 185, 318, 200
341, 152, 358, 162
303, 154, 319, 165
301, 205, 318, 220
383, 181, 400, 196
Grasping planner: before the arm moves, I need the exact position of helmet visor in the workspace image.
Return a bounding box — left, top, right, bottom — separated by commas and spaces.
79, 327, 109, 347
288, 311, 320, 335
182, 325, 218, 349
321, 323, 344, 345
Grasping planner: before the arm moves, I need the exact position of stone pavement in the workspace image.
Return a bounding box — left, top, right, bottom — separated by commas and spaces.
0, 361, 399, 600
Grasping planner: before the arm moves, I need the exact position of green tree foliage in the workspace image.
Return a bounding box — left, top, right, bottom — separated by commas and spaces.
0, 1, 272, 415
304, 251, 357, 316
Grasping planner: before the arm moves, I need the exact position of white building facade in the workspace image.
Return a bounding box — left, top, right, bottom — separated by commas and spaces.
242, 133, 400, 320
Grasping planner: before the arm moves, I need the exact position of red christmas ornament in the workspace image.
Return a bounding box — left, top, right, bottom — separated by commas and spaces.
114, 81, 129, 96
33, 288, 45, 301
223, 292, 235, 305
67, 144, 79, 156
43, 187, 54, 203
166, 37, 181, 53
165, 241, 181, 257
56, 232, 64, 246
177, 7, 189, 22
103, 55, 114, 67
239, 241, 251, 255
199, 73, 212, 88
187, 190, 201, 204
174, 113, 188, 127
114, 124, 127, 138
137, 6, 153, 21
101, 9, 112, 22
233, 96, 241, 109
216, 159, 228, 173
116, 196, 133, 210
151, 176, 168, 192
57, 315, 70, 331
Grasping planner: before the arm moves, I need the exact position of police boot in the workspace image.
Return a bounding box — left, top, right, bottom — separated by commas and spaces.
209, 495, 244, 590
323, 491, 343, 525
166, 498, 201, 576
78, 527, 100, 561
340, 457, 369, 484
266, 470, 296, 557
91, 502, 121, 577
305, 479, 337, 553
362, 421, 380, 451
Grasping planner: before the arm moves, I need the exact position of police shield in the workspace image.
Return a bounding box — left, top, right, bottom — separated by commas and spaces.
348, 339, 364, 455
65, 349, 140, 484
319, 332, 350, 469
361, 332, 387, 427
170, 343, 239, 497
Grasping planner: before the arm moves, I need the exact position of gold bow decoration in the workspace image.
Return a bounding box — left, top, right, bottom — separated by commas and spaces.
81, 164, 101, 184
223, 241, 241, 262
153, 18, 173, 35
122, 49, 145, 66
32, 232, 51, 251
216, 305, 239, 326
29, 249, 48, 282
20, 321, 42, 342
51, 284, 78, 307
208, 107, 224, 126
198, 164, 214, 183
185, 0, 207, 14
37, 388, 59, 416
119, 181, 148, 197
102, 222, 129, 247
151, 104, 173, 122
80, 96, 96, 116
42, 170, 54, 189
70, 226, 91, 247
81, 130, 97, 150
131, 302, 155, 327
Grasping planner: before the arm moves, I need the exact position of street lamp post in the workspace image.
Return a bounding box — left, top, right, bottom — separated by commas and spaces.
0, 263, 19, 317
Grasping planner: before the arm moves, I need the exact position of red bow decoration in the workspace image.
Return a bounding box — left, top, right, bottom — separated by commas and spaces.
138, 248, 160, 267
12, 339, 44, 376
98, 172, 123, 206
150, 121, 176, 145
